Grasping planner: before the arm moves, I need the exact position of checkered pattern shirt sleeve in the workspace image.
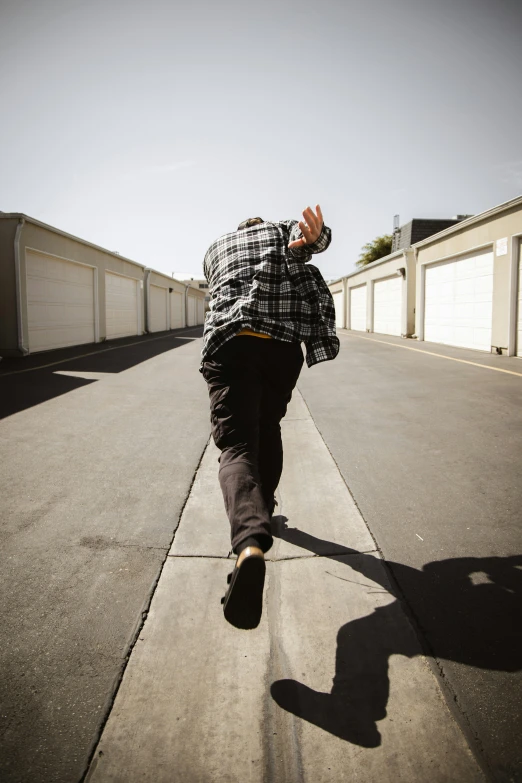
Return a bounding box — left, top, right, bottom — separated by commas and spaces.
201, 219, 340, 368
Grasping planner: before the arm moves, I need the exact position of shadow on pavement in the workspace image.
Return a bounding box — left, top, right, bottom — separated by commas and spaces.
270, 521, 522, 751
0, 331, 200, 419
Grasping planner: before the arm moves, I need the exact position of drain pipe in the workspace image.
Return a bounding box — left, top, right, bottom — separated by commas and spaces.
145, 269, 151, 333
413, 246, 423, 341
14, 218, 29, 355
342, 276, 348, 329
184, 283, 189, 327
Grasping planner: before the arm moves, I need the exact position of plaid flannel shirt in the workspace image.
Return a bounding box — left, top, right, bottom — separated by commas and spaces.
201, 220, 340, 369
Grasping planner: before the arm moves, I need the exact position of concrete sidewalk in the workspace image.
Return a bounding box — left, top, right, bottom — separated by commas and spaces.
86, 392, 484, 783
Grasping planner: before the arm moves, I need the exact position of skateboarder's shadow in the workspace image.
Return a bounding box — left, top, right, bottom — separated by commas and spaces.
270, 518, 522, 748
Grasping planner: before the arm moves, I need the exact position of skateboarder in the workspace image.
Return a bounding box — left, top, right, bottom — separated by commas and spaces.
201, 205, 339, 628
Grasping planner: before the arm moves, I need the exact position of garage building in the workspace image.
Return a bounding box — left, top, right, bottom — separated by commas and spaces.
328, 248, 416, 338
329, 195, 522, 356
415, 196, 522, 355
0, 213, 205, 356
145, 270, 187, 334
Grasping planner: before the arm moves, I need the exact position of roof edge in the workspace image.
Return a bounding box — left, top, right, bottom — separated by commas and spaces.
144, 267, 188, 286
338, 248, 406, 283
0, 212, 146, 271
328, 194, 522, 284
412, 194, 522, 249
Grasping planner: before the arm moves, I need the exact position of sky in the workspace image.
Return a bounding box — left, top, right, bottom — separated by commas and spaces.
1, 0, 521, 280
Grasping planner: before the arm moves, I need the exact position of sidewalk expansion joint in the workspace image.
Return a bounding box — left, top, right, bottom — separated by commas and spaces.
166, 550, 379, 561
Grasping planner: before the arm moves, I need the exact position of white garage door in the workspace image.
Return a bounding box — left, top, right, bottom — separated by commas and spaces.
170, 291, 184, 329
149, 284, 168, 332
197, 298, 205, 325
332, 291, 344, 328
349, 285, 367, 331
517, 240, 522, 356
424, 249, 494, 352
26, 250, 95, 352
373, 276, 402, 336
106, 272, 139, 339
187, 296, 196, 327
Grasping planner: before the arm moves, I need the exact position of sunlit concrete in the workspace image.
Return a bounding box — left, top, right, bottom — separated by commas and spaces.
87, 392, 484, 783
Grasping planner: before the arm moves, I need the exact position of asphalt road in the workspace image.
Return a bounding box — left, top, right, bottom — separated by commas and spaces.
298, 331, 522, 783
0, 328, 209, 783
1, 328, 521, 782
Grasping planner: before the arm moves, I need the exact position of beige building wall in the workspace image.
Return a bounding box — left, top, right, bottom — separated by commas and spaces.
145, 270, 187, 332
17, 218, 146, 353
414, 198, 522, 354
180, 277, 210, 312
329, 249, 415, 336
1, 214, 209, 356
328, 280, 344, 329
186, 289, 206, 326
147, 270, 185, 296
0, 217, 20, 353
330, 196, 522, 354
329, 281, 343, 296
188, 287, 206, 325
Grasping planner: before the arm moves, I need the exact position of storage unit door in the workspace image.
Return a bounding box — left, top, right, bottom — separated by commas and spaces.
349, 285, 367, 331
187, 296, 196, 327
517, 239, 522, 356
373, 276, 402, 336
149, 285, 168, 332
26, 250, 95, 352
105, 272, 139, 339
424, 249, 494, 351
197, 298, 205, 325
331, 291, 344, 328
170, 291, 183, 329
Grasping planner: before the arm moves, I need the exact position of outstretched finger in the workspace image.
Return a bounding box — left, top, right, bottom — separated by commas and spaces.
315, 204, 323, 225
303, 207, 319, 234
299, 220, 314, 243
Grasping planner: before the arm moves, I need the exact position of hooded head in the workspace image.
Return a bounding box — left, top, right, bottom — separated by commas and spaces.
237, 217, 264, 231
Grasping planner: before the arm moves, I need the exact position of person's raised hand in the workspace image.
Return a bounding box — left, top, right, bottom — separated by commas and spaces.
288, 205, 324, 248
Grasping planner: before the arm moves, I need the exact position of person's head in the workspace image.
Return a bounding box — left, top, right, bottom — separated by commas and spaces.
237, 217, 264, 231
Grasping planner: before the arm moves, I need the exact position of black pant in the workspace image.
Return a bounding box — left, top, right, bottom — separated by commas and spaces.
202, 336, 304, 553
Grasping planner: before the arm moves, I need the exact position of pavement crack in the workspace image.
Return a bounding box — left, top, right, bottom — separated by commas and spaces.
267, 550, 378, 562
168, 554, 234, 560
118, 543, 168, 552
324, 570, 384, 589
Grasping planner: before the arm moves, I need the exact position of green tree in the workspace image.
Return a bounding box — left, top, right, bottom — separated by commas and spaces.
356, 234, 393, 268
